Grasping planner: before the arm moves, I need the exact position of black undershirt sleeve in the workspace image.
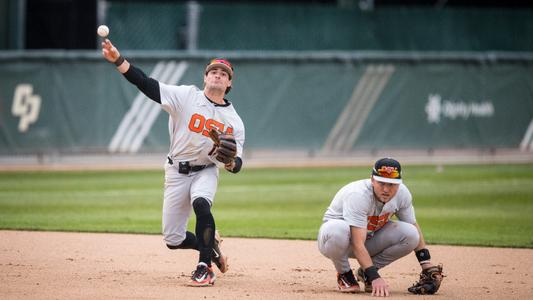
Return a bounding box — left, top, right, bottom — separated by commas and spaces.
123, 64, 161, 103
123, 64, 242, 173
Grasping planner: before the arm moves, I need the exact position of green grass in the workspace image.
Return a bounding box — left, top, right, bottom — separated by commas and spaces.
1, 164, 532, 248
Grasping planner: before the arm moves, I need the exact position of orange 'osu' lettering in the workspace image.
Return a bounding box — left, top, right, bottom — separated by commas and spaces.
367, 213, 391, 232
188, 113, 233, 137
188, 114, 205, 133
204, 119, 224, 137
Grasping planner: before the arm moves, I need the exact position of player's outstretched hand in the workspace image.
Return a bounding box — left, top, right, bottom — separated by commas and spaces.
371, 277, 390, 297
101, 39, 121, 63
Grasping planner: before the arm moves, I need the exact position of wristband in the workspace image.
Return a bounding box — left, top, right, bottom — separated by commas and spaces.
415, 248, 431, 263
114, 56, 125, 67
364, 266, 381, 282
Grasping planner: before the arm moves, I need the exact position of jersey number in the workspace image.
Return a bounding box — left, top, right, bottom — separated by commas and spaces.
188, 113, 234, 137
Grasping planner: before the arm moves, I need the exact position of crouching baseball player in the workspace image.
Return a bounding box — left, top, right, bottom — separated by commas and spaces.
317, 158, 443, 296
101, 39, 245, 286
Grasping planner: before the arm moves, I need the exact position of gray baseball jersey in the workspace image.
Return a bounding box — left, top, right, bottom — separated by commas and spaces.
323, 179, 416, 237
160, 84, 244, 165
318, 179, 420, 273
160, 83, 245, 246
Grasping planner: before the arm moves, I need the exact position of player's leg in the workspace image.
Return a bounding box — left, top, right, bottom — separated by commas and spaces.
354, 221, 418, 292
188, 165, 219, 286
166, 231, 198, 250
364, 221, 419, 269
162, 163, 196, 249
317, 219, 359, 293
192, 197, 215, 264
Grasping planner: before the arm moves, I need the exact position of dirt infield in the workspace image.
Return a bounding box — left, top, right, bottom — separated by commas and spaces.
1, 230, 532, 299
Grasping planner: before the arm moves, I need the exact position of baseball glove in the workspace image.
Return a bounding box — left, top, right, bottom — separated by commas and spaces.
208, 129, 237, 165
407, 264, 444, 295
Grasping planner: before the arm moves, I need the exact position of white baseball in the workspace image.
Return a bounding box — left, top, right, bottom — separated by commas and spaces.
97, 25, 109, 38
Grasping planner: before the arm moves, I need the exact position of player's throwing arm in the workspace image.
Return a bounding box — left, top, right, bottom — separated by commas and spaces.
100, 26, 245, 287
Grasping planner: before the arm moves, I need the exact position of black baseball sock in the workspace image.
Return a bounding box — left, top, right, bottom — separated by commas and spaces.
193, 198, 215, 266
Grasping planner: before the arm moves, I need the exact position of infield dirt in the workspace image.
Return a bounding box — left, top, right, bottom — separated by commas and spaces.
1, 230, 532, 299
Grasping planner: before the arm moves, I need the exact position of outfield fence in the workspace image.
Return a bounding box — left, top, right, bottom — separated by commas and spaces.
1, 50, 532, 166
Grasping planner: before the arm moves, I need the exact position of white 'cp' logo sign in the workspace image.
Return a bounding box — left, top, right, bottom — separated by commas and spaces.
11, 84, 41, 133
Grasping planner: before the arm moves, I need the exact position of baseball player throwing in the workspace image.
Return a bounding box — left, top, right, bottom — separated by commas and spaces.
317, 158, 443, 296
101, 39, 245, 287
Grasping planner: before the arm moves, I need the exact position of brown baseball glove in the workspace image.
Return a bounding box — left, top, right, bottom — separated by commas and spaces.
407, 264, 444, 295
208, 128, 237, 165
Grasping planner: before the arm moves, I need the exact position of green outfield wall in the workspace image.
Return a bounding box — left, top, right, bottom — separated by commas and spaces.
1, 51, 533, 155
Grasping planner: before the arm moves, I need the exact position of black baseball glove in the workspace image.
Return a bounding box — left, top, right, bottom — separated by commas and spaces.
407, 264, 444, 295
208, 129, 237, 165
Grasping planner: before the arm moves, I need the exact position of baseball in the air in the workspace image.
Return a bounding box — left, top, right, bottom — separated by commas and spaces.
97, 25, 109, 38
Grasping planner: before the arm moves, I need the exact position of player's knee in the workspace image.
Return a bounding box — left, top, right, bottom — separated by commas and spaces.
164, 237, 183, 249
166, 243, 180, 249
328, 220, 350, 240
163, 232, 185, 249
193, 197, 211, 217
328, 230, 348, 247
165, 231, 197, 250
320, 220, 350, 253
402, 223, 420, 249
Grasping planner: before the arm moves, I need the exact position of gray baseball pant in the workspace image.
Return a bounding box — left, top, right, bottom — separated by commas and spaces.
317, 219, 419, 273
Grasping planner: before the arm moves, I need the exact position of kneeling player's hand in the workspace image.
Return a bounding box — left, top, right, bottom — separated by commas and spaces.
372, 277, 390, 297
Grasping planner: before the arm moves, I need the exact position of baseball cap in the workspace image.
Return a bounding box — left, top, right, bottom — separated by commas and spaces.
205, 58, 234, 79
372, 158, 402, 184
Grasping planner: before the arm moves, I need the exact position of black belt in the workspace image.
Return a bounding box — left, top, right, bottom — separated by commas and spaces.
167, 157, 208, 174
